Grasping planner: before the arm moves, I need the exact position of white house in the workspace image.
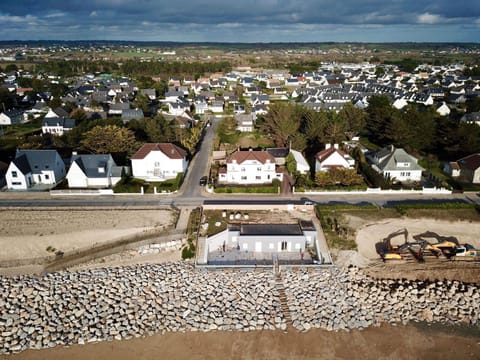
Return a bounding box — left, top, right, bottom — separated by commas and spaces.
0, 109, 25, 125
367, 145, 424, 183
290, 149, 310, 175
42, 117, 76, 135
315, 144, 355, 172
235, 113, 255, 132
66, 154, 124, 188
436, 102, 451, 116
449, 153, 480, 184
131, 143, 188, 181
219, 150, 283, 185
6, 149, 66, 190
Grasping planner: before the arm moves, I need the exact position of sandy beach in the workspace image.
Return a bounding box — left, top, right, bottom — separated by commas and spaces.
6, 324, 480, 360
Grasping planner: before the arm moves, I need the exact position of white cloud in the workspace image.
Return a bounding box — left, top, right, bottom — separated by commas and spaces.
417, 12, 443, 24
89, 11, 98, 17
45, 12, 66, 18
0, 13, 37, 23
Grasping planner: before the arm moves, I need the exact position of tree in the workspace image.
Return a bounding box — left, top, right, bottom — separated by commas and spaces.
70, 108, 88, 125
144, 116, 175, 143
48, 97, 62, 110
366, 95, 396, 145
180, 125, 202, 154
466, 97, 480, 113
133, 93, 150, 114
285, 152, 297, 175
261, 103, 301, 147
337, 102, 367, 140
81, 125, 137, 155
315, 168, 363, 187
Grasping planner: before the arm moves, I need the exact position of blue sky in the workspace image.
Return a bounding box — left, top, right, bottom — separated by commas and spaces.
0, 0, 479, 42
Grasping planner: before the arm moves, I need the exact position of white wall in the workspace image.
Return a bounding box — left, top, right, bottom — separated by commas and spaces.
132, 151, 187, 181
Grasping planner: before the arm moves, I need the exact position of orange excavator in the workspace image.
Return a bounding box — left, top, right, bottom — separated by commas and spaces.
412, 231, 459, 259
378, 228, 425, 262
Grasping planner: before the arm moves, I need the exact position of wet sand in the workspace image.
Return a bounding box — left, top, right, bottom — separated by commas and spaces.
6, 323, 480, 360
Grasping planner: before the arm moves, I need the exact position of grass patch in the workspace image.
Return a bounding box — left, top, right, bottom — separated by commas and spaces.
206, 211, 228, 237
182, 207, 201, 260
113, 173, 183, 193
214, 185, 279, 194
316, 207, 357, 250
215, 179, 281, 194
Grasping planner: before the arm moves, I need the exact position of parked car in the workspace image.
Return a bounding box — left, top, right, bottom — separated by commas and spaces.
199, 176, 208, 186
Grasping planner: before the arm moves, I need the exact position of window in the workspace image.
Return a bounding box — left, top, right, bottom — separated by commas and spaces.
241, 167, 245, 172
257, 167, 262, 171
12, 182, 21, 185
255, 176, 261, 180
241, 176, 247, 180
154, 162, 160, 167
45, 174, 50, 180
11, 171, 17, 178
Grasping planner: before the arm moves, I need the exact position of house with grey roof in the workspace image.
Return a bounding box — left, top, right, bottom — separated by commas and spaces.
366, 145, 424, 183
42, 117, 76, 135
6, 149, 66, 190
235, 113, 255, 132
121, 108, 144, 123
0, 109, 25, 126
66, 154, 124, 188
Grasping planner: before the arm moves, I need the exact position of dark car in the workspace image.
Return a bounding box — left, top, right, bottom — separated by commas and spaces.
199, 176, 208, 186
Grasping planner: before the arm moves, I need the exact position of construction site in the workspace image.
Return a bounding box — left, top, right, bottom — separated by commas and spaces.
376, 228, 479, 263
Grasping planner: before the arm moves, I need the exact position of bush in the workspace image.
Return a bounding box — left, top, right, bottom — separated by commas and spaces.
181, 243, 196, 259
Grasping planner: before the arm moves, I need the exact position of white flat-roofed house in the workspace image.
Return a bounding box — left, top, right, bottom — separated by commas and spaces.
131, 143, 188, 182
219, 150, 283, 185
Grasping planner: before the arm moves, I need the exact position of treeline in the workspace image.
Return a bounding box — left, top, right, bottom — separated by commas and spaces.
260, 95, 480, 163
33, 60, 119, 77
120, 60, 232, 77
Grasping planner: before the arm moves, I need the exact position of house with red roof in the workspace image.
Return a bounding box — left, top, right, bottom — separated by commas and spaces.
315, 144, 355, 173
131, 143, 188, 181
219, 150, 283, 185
451, 153, 480, 184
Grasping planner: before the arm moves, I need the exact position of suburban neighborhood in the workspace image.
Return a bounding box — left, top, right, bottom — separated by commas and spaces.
1, 45, 479, 194
0, 41, 479, 358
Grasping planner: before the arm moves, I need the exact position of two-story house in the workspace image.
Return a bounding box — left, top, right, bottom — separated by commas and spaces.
131, 143, 188, 182
366, 145, 424, 182
6, 149, 66, 190
219, 150, 283, 185
315, 144, 355, 172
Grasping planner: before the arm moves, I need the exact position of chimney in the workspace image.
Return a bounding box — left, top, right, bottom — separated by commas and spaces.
334, 144, 339, 150
325, 143, 331, 149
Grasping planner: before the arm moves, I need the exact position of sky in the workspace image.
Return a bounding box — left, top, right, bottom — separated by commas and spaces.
0, 0, 479, 43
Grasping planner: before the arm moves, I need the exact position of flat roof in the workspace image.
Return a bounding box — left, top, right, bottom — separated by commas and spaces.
238, 223, 303, 236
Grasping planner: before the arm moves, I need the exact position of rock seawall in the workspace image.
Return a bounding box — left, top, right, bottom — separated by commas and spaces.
1, 263, 479, 354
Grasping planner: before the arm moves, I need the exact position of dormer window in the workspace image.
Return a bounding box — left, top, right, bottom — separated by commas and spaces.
98, 167, 105, 173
